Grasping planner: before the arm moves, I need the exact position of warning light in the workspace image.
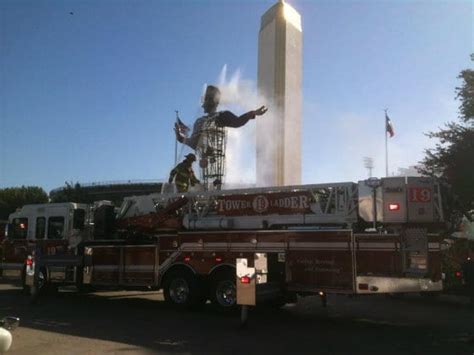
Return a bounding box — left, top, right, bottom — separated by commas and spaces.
455, 271, 462, 278
240, 276, 251, 284
388, 203, 400, 211
215, 257, 222, 263
20, 223, 26, 229
184, 256, 191, 262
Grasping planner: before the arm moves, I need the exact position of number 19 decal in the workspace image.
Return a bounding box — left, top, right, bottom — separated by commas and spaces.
409, 188, 431, 202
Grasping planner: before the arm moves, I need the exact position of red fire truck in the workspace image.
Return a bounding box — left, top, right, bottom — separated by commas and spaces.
1, 177, 445, 310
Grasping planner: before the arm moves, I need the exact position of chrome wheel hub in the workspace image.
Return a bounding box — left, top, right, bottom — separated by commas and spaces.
169, 278, 189, 304
215, 280, 236, 307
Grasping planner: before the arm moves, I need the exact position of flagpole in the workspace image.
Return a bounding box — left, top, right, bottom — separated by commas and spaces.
384, 109, 388, 177
174, 110, 179, 166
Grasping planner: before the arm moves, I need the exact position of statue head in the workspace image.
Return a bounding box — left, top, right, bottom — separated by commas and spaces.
202, 85, 220, 114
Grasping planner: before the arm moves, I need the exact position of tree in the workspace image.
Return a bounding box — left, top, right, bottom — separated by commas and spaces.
457, 54, 474, 123
419, 55, 474, 214
0, 186, 49, 220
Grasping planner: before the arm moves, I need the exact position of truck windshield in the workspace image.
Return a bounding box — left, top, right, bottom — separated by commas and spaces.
116, 200, 132, 219
48, 216, 65, 239
10, 218, 28, 239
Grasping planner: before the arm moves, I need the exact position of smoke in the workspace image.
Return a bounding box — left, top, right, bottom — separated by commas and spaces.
216, 65, 284, 188
177, 65, 280, 189
255, 93, 283, 187
216, 65, 260, 188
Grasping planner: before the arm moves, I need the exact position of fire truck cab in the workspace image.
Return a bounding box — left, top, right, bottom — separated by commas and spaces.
1, 203, 88, 285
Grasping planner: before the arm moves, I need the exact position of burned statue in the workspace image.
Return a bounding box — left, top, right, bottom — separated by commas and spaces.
175, 85, 267, 189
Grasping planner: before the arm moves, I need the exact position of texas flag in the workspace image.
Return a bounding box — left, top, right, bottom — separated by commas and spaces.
385, 112, 395, 137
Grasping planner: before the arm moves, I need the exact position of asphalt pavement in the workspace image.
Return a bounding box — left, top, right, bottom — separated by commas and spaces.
0, 282, 473, 354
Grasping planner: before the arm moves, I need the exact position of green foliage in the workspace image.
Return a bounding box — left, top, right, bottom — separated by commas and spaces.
0, 186, 48, 220
441, 238, 474, 290
420, 56, 474, 213
456, 55, 474, 123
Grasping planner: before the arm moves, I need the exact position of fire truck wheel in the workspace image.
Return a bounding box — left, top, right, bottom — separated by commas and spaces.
163, 270, 201, 309
210, 271, 237, 310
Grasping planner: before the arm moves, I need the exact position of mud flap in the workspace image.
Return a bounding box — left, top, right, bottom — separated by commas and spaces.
236, 253, 268, 326
236, 257, 257, 306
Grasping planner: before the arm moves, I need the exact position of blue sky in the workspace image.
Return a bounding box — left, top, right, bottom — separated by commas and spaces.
0, 0, 472, 192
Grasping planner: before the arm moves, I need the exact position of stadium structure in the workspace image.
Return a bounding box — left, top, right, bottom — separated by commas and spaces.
49, 180, 163, 205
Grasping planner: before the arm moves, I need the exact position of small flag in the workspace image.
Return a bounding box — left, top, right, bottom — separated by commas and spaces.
176, 117, 190, 137
385, 112, 394, 138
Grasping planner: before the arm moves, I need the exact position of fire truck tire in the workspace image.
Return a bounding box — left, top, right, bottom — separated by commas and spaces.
210, 271, 237, 310
163, 270, 202, 309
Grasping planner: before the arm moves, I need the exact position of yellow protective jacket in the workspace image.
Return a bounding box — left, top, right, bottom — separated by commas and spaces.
169, 162, 199, 192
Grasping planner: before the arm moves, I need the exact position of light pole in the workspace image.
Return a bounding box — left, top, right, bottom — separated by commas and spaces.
363, 157, 374, 178
365, 177, 381, 230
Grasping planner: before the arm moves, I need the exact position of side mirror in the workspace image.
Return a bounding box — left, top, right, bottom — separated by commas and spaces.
1, 317, 20, 331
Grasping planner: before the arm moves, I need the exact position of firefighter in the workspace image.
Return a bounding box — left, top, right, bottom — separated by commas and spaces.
168, 153, 200, 192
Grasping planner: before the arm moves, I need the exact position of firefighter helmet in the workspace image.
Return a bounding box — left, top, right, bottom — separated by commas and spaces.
185, 153, 197, 162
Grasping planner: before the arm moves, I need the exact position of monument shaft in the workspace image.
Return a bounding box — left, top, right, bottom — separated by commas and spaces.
257, 1, 302, 186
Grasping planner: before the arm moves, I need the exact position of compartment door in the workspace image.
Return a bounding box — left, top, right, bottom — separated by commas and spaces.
91, 246, 120, 284
122, 245, 158, 286
286, 231, 354, 293
402, 228, 428, 276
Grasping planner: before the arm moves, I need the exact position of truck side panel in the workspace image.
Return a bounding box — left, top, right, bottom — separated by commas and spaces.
122, 246, 158, 285
355, 235, 403, 277
286, 231, 354, 293
85, 244, 159, 287
90, 246, 120, 285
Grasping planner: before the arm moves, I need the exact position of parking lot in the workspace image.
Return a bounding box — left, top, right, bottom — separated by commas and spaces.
1, 282, 473, 354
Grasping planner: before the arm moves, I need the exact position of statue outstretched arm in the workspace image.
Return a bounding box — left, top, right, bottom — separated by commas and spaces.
216, 106, 268, 128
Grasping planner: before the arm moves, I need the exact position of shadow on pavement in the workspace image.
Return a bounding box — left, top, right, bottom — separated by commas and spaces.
0, 286, 472, 354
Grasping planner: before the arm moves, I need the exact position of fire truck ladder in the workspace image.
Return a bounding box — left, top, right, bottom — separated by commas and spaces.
151, 182, 359, 230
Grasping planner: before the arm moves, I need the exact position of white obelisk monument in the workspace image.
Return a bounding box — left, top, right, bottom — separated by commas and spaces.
257, 0, 302, 186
